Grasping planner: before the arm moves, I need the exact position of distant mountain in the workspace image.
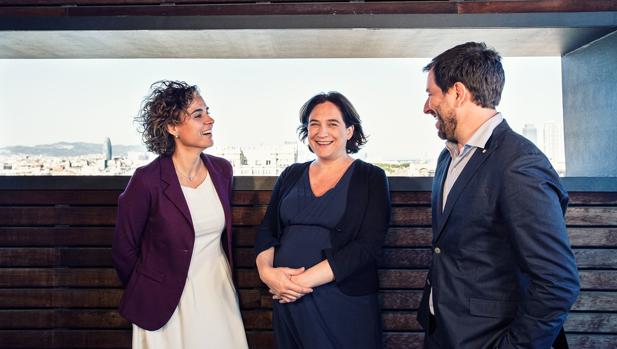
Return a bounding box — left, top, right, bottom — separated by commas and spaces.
0, 142, 146, 157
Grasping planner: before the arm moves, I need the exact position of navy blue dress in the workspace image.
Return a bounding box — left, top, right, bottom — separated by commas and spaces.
273, 162, 382, 349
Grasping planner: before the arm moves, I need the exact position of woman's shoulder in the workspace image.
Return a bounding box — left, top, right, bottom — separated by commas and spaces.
201, 153, 233, 178
204, 153, 230, 165
281, 161, 311, 177
204, 153, 232, 168
122, 156, 163, 194
132, 156, 163, 178
353, 159, 386, 176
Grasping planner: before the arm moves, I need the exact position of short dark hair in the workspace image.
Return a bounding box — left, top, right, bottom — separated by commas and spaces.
424, 42, 505, 109
297, 91, 367, 154
135, 80, 199, 155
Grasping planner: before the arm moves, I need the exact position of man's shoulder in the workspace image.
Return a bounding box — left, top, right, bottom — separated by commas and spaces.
497, 127, 543, 157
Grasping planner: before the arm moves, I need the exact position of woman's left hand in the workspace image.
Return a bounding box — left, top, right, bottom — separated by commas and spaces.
272, 260, 335, 303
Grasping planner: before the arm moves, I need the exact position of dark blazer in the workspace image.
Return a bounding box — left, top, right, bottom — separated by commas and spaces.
254, 160, 391, 296
112, 153, 233, 331
417, 120, 580, 348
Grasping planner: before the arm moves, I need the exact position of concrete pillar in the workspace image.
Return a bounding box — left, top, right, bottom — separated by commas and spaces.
562, 30, 617, 176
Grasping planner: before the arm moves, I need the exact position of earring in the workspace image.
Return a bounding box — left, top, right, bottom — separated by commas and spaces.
175, 134, 179, 139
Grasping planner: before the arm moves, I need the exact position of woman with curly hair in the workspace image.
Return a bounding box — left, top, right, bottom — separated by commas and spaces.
112, 80, 248, 348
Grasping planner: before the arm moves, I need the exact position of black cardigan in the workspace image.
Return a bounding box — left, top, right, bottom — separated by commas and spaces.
254, 160, 391, 296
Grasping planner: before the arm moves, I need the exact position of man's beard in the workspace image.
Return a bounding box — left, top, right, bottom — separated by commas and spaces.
436, 111, 457, 143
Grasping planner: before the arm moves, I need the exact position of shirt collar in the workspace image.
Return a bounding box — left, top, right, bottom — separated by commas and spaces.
445, 113, 503, 158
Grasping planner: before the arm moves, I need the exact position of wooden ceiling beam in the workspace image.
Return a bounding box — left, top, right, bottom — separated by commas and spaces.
1, 1, 616, 18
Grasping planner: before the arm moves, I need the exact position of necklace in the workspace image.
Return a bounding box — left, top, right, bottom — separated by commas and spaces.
175, 162, 200, 182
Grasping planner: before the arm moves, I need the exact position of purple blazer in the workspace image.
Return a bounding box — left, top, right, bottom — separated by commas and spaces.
112, 153, 233, 331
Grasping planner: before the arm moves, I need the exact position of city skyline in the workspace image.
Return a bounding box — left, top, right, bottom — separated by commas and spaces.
1, 57, 564, 163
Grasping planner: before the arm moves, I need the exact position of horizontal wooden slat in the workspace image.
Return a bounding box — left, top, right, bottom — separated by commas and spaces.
568, 227, 617, 247
572, 291, 617, 312
242, 309, 272, 330
0, 227, 611, 252
232, 190, 272, 206
0, 190, 120, 205
232, 207, 266, 226
0, 190, 613, 207
0, 268, 121, 288
569, 192, 617, 205
1, 288, 611, 313
382, 311, 421, 331
238, 289, 264, 309
579, 270, 617, 290
0, 288, 122, 308
383, 249, 431, 269
383, 332, 424, 349
566, 207, 617, 226
380, 290, 422, 310
0, 190, 614, 206
0, 309, 129, 329
0, 329, 130, 348
390, 207, 432, 226
382, 290, 617, 312
2, 198, 614, 228
384, 227, 432, 247
246, 331, 275, 349
379, 270, 427, 289
390, 191, 431, 205
236, 269, 263, 288
0, 207, 117, 226
566, 334, 617, 349
378, 270, 617, 291
0, 248, 111, 267
574, 249, 617, 269
0, 227, 113, 247
565, 313, 617, 333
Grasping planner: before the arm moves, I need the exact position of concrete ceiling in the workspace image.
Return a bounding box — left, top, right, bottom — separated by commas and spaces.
1, 27, 615, 58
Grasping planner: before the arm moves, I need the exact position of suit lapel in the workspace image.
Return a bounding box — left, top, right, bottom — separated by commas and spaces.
160, 156, 194, 227
432, 150, 450, 243
434, 120, 509, 242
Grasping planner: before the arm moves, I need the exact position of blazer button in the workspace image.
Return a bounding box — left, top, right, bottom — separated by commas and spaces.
182, 249, 189, 254
434, 247, 441, 254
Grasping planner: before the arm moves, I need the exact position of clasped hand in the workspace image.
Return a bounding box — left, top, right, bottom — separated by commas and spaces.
260, 266, 313, 303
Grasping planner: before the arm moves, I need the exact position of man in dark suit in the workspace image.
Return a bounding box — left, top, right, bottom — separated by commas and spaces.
416, 42, 580, 349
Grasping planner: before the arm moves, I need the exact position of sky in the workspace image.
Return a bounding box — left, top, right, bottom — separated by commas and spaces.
0, 57, 563, 160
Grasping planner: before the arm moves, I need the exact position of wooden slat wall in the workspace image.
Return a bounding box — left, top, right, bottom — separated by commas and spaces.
1, 189, 616, 348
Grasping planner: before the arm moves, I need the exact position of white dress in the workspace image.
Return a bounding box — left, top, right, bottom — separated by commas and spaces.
132, 174, 249, 349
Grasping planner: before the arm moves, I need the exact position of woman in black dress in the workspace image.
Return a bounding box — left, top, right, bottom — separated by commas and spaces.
255, 92, 391, 348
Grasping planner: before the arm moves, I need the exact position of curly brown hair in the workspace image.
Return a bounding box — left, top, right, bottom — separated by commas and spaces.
135, 80, 199, 155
